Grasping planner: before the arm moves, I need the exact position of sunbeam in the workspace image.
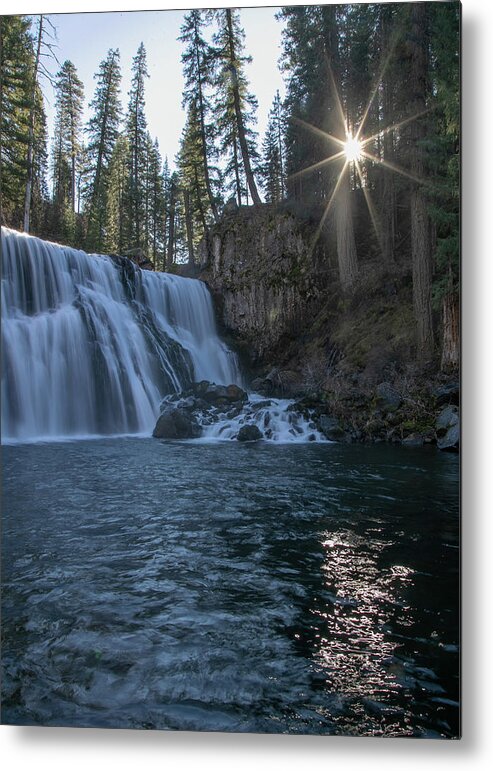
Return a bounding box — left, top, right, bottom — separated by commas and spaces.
308, 160, 349, 260
289, 42, 434, 258
354, 160, 384, 254
288, 150, 346, 182
361, 107, 434, 148
360, 149, 427, 186
292, 116, 345, 149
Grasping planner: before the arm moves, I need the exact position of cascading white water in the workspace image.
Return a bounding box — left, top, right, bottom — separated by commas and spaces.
199, 394, 327, 443
1, 228, 240, 441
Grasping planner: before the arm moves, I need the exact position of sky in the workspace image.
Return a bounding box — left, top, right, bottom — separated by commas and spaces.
37, 5, 287, 171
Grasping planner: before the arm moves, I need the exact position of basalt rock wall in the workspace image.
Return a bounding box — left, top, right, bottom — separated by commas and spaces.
200, 205, 328, 368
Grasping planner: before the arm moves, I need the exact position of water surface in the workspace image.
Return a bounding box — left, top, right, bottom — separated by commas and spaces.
1, 439, 460, 736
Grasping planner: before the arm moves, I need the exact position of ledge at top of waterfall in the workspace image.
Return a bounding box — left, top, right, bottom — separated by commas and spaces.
1, 228, 240, 441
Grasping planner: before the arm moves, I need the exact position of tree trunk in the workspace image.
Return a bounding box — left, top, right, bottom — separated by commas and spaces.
23, 15, 43, 233
380, 6, 396, 268
231, 130, 242, 206
336, 164, 358, 292
322, 5, 358, 290
225, 9, 261, 206
87, 53, 116, 245
409, 2, 434, 359
166, 181, 176, 270
193, 28, 219, 223
441, 290, 459, 371
183, 188, 195, 265
193, 164, 208, 235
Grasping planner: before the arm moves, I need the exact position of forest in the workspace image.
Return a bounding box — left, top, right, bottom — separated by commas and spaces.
0, 3, 459, 368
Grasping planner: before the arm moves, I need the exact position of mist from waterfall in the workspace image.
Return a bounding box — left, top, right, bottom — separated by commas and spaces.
1, 228, 240, 441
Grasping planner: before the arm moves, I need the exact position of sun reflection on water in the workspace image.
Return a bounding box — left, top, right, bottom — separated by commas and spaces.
308, 529, 420, 734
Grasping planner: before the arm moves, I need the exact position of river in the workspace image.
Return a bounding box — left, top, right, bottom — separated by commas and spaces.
1, 438, 460, 737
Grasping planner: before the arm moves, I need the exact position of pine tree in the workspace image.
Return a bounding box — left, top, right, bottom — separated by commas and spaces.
143, 134, 166, 263
213, 7, 261, 206
124, 42, 149, 250
84, 48, 122, 251
428, 1, 460, 369
166, 172, 179, 269
179, 9, 220, 223
407, 3, 434, 360
0, 15, 48, 230
51, 59, 84, 243
321, 4, 358, 291
261, 91, 285, 203
103, 134, 129, 254
176, 100, 211, 250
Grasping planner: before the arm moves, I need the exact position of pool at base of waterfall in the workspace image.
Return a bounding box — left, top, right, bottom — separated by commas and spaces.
1, 438, 460, 737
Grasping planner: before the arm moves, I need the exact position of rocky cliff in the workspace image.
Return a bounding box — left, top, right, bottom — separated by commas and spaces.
196, 204, 459, 451
200, 205, 328, 368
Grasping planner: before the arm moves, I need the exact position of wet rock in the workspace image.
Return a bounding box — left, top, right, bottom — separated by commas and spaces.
153, 407, 202, 440
434, 381, 460, 407
203, 383, 229, 402
375, 382, 402, 412
436, 405, 459, 435
225, 384, 248, 402
402, 434, 425, 447
237, 424, 263, 442
318, 415, 345, 441
437, 423, 459, 452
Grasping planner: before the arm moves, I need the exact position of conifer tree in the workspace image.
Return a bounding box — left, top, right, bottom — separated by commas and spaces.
84, 48, 122, 251
124, 42, 149, 249
0, 15, 48, 229
213, 8, 261, 206
428, 1, 460, 369
176, 100, 211, 249
143, 134, 166, 263
261, 91, 285, 203
407, 3, 434, 359
51, 60, 84, 243
179, 9, 220, 223
103, 135, 129, 254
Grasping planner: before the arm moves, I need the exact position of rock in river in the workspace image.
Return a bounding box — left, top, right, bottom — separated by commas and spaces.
152, 406, 202, 440
237, 424, 263, 442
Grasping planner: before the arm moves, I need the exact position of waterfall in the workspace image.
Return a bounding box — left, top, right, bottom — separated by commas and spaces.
1, 228, 240, 441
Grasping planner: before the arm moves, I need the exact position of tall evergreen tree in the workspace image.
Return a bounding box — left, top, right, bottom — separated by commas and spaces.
261, 90, 286, 203
51, 59, 84, 243
124, 42, 149, 249
177, 100, 211, 250
179, 9, 220, 223
407, 3, 434, 359
428, 1, 460, 369
84, 48, 122, 251
23, 15, 44, 232
213, 8, 261, 206
143, 134, 166, 263
103, 134, 129, 254
0, 15, 48, 230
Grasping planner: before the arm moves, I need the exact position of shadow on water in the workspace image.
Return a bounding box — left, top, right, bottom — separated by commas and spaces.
1, 439, 459, 737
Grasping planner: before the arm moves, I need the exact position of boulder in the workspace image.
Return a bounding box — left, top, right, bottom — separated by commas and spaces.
436, 405, 459, 435
202, 383, 229, 402
434, 381, 460, 407
437, 423, 459, 452
402, 433, 425, 447
237, 424, 263, 442
318, 415, 345, 441
225, 384, 248, 403
375, 382, 402, 412
152, 407, 202, 440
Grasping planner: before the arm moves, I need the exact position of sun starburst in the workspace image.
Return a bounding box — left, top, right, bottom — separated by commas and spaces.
289, 55, 432, 255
